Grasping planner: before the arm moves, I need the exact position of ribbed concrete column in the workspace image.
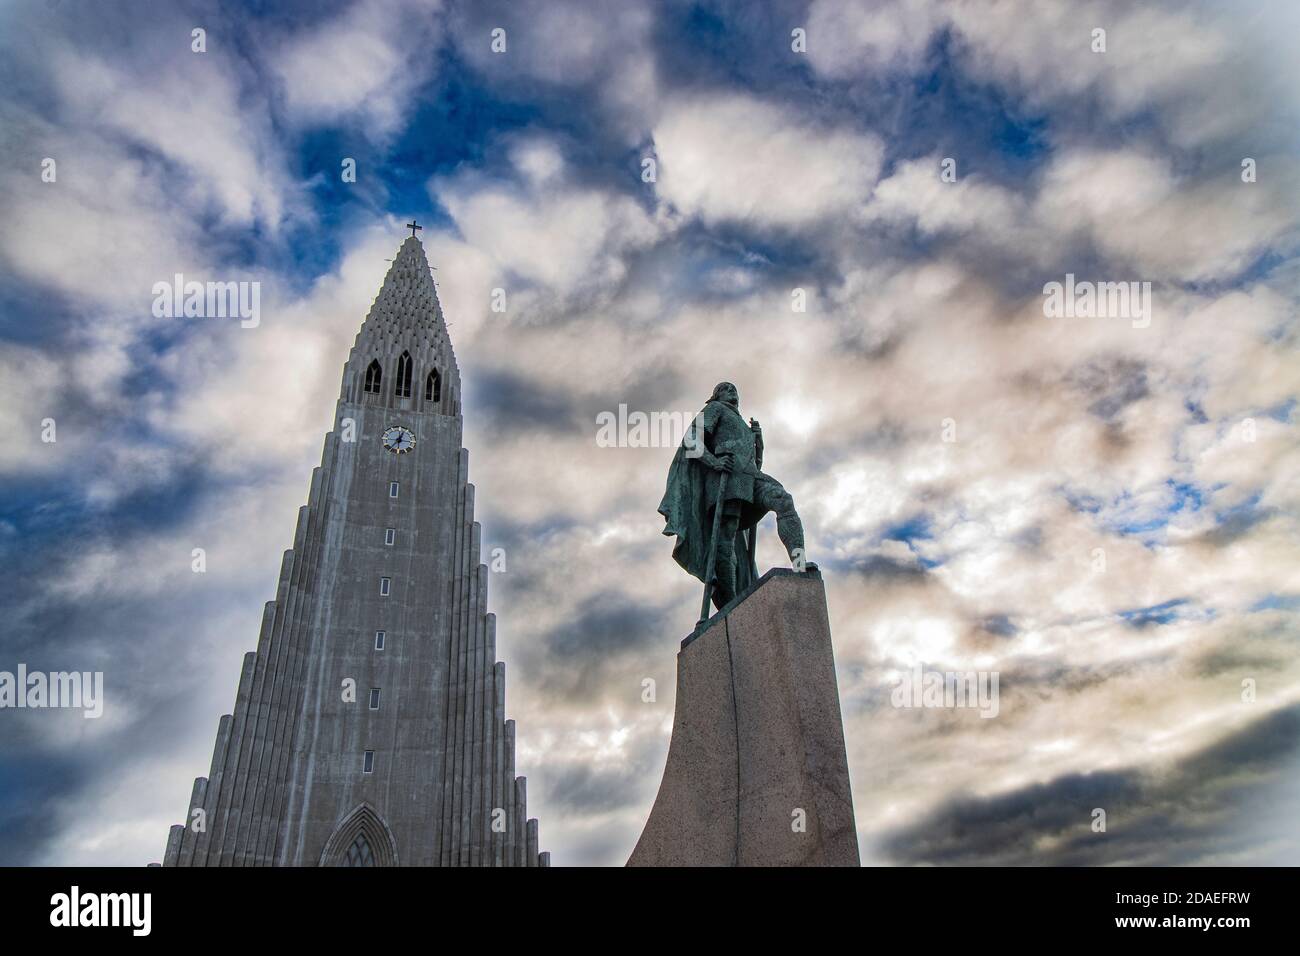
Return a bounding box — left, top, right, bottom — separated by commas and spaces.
475, 601, 494, 863
514, 777, 527, 868
440, 456, 470, 865
237, 545, 298, 858
526, 818, 539, 867
460, 517, 481, 864
492, 659, 505, 866
212, 650, 258, 866
431, 436, 460, 867
504, 720, 517, 866
244, 531, 306, 863
452, 469, 473, 863
255, 451, 333, 864
164, 825, 183, 867
187, 713, 231, 866
176, 777, 207, 866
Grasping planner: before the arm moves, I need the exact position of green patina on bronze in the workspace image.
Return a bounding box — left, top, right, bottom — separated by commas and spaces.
659, 382, 811, 618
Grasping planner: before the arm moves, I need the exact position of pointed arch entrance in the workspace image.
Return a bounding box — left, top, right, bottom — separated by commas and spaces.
319, 803, 399, 867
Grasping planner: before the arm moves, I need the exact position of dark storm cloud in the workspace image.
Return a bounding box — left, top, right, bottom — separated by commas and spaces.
544, 758, 650, 816
0, 498, 272, 864
1069, 356, 1150, 422
466, 365, 584, 436
1191, 643, 1290, 679
839, 552, 932, 584
1197, 502, 1275, 548
513, 593, 677, 703
998, 654, 1174, 698
876, 704, 1300, 866
801, 420, 909, 476
0, 607, 230, 863
599, 366, 694, 424
0, 752, 90, 866
475, 514, 582, 575
978, 613, 1017, 638
649, 0, 815, 101
1011, 525, 1044, 552
544, 595, 669, 662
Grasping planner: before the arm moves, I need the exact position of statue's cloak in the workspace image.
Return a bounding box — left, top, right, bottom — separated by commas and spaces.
658, 405, 757, 604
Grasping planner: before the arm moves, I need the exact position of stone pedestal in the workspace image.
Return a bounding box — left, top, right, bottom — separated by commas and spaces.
628, 569, 859, 866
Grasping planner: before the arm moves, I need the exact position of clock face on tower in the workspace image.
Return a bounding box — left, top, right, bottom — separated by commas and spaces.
382, 425, 416, 454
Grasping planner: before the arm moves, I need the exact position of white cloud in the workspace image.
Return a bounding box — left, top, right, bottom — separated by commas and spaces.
653, 93, 885, 229
807, 0, 946, 77
274, 0, 445, 137
866, 155, 1029, 239
0, 346, 65, 472
807, 0, 1300, 150
452, 0, 661, 142
431, 143, 666, 298
50, 51, 288, 229
1035, 149, 1300, 283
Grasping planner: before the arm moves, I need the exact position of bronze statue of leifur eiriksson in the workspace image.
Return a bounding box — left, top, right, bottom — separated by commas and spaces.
658, 382, 815, 625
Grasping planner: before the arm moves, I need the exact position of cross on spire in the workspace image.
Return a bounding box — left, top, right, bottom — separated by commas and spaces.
406, 220, 422, 238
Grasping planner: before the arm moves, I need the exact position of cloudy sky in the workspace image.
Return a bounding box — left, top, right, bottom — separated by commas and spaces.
1, 0, 1297, 866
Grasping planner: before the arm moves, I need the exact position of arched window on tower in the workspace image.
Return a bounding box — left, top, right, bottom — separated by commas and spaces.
394, 351, 413, 398
363, 359, 382, 393
319, 804, 398, 866
425, 368, 441, 405
344, 833, 376, 867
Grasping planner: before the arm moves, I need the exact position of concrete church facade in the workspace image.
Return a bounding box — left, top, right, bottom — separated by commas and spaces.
160, 232, 547, 867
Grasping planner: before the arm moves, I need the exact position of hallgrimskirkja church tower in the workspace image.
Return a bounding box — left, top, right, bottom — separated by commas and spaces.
159, 231, 547, 867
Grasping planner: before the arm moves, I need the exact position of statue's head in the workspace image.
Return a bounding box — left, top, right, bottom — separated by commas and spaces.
710, 382, 739, 407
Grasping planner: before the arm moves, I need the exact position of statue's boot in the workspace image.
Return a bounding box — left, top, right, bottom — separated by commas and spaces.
776, 509, 811, 571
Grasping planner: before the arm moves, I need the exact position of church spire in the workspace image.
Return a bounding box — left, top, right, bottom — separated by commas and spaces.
346, 229, 460, 414
360, 233, 452, 346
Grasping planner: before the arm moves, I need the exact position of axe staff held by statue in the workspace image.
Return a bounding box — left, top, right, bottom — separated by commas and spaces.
698, 467, 730, 627
747, 417, 760, 582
